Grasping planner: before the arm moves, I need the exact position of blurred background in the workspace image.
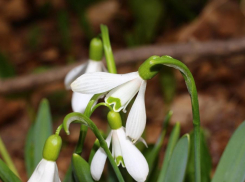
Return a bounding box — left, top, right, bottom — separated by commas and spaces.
0, 0, 245, 181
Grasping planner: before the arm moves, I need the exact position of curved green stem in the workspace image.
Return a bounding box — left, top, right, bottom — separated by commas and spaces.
147, 56, 201, 182
100, 24, 117, 74
55, 124, 63, 135
91, 102, 113, 113
63, 112, 124, 182
75, 94, 103, 155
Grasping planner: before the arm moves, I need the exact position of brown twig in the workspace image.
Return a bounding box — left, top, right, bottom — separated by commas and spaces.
1, 37, 245, 95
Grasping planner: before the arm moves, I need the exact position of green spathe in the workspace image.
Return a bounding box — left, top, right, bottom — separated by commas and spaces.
107, 111, 122, 130
42, 134, 62, 161
107, 97, 122, 111
89, 37, 103, 61
138, 55, 162, 80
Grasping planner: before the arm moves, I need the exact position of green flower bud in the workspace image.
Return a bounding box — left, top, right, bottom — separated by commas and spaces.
43, 134, 62, 161
89, 38, 103, 61
138, 55, 161, 80
107, 111, 122, 130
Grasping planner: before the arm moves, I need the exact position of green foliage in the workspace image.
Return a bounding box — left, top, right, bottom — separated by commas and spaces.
163, 134, 190, 182
25, 99, 53, 176
185, 129, 212, 182
0, 159, 21, 182
157, 123, 180, 182
126, 0, 164, 46
0, 53, 15, 79
72, 154, 94, 182
57, 10, 71, 52
212, 121, 245, 182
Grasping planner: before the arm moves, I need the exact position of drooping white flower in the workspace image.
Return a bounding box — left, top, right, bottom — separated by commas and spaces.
71, 71, 147, 141
64, 59, 106, 113
28, 159, 60, 182
90, 127, 149, 182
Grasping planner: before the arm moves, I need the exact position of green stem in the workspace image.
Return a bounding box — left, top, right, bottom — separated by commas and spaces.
0, 136, 19, 177
150, 56, 201, 182
55, 124, 63, 135
100, 24, 117, 74
63, 112, 124, 182
91, 103, 113, 113
74, 94, 103, 155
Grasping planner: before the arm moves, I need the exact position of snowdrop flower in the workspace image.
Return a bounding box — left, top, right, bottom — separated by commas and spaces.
64, 37, 106, 113
71, 69, 147, 141
28, 135, 62, 182
90, 111, 149, 182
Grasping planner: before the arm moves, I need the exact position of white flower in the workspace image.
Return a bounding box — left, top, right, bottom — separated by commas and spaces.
71, 71, 147, 141
90, 127, 149, 182
28, 159, 60, 182
64, 59, 106, 113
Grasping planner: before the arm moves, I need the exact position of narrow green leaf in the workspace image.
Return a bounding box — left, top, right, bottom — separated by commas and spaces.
163, 134, 190, 182
72, 153, 94, 182
63, 166, 74, 182
145, 111, 172, 181
24, 125, 35, 177
185, 129, 212, 182
0, 159, 21, 182
212, 121, 245, 182
157, 122, 180, 182
33, 99, 53, 167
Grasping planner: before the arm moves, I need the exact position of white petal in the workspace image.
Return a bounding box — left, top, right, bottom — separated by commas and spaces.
28, 159, 60, 182
71, 92, 94, 113
126, 81, 147, 141
71, 72, 139, 94
112, 130, 125, 167
117, 128, 149, 182
135, 137, 148, 148
64, 62, 88, 90
86, 59, 104, 73
105, 77, 142, 112
90, 132, 112, 181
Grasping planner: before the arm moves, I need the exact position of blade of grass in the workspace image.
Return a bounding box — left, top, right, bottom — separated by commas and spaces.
0, 159, 21, 182
0, 136, 19, 176
163, 134, 190, 182
157, 122, 180, 182
33, 99, 53, 167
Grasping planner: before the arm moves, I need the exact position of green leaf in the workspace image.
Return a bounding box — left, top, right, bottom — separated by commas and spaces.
212, 121, 245, 182
127, 0, 164, 46
145, 111, 172, 181
163, 134, 190, 182
33, 99, 53, 167
185, 129, 212, 182
157, 122, 180, 182
25, 125, 35, 177
72, 153, 94, 182
0, 159, 21, 182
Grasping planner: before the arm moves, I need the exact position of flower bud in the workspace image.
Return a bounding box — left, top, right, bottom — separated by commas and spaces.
43, 134, 62, 161
107, 111, 122, 130
89, 38, 103, 61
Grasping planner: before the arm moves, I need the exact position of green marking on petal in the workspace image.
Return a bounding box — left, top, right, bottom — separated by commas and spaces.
116, 156, 125, 167
107, 97, 122, 111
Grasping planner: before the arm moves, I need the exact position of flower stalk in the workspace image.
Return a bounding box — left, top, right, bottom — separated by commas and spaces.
63, 112, 125, 182
139, 55, 201, 182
